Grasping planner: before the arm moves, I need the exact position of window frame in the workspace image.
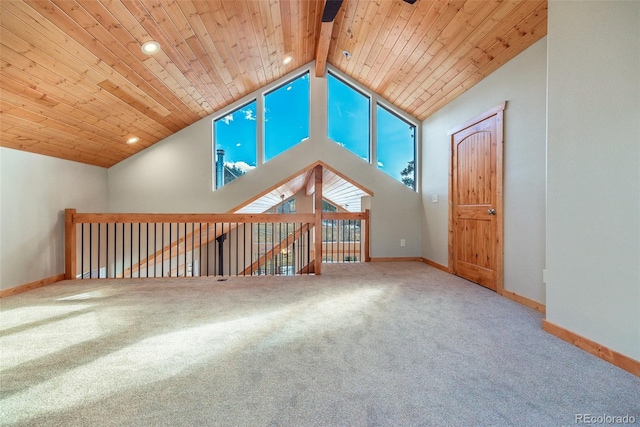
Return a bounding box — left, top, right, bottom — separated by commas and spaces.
263, 71, 311, 163
375, 102, 417, 191
327, 71, 372, 163
211, 64, 420, 193
212, 98, 258, 190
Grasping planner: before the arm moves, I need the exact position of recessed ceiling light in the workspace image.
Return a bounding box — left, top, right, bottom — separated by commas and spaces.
283, 56, 293, 65
126, 136, 140, 144
141, 41, 161, 55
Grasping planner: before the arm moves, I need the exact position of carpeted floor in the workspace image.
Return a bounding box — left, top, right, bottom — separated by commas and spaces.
1, 262, 638, 426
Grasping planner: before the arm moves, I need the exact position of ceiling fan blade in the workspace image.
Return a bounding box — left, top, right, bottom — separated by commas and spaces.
322, 0, 344, 22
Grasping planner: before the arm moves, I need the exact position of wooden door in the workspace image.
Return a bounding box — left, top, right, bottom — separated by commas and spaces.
449, 103, 505, 292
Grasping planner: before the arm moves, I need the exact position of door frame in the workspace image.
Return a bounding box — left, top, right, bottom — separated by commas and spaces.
448, 102, 506, 294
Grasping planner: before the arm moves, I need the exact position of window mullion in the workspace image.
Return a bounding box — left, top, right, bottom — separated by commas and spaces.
257, 94, 264, 166
371, 93, 377, 167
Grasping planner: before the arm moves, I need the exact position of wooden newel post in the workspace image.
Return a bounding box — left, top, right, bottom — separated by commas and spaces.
65, 208, 77, 280
364, 209, 371, 262
314, 165, 323, 275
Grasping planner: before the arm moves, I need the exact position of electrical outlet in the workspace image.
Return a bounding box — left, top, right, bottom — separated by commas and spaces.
400, 239, 406, 247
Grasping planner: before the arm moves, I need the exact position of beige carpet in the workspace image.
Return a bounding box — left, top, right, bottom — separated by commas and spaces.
1, 262, 638, 426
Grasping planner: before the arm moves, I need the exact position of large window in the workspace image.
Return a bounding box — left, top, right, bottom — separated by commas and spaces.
214, 101, 257, 189
264, 73, 310, 161
212, 66, 418, 193
327, 73, 370, 162
376, 104, 416, 190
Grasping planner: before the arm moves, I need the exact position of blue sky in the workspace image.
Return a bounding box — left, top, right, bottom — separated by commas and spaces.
214, 100, 257, 174
215, 71, 415, 188
264, 73, 310, 161
376, 104, 415, 184
327, 74, 370, 161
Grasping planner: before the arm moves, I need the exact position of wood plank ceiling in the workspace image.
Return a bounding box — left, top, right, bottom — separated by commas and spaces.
0, 0, 547, 168
234, 162, 371, 213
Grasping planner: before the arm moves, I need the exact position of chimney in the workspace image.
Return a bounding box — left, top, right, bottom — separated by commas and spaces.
216, 149, 225, 188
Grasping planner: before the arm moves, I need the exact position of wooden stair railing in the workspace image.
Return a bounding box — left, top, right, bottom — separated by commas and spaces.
298, 260, 315, 275
65, 210, 370, 279
240, 222, 312, 276
123, 222, 234, 277
66, 211, 320, 278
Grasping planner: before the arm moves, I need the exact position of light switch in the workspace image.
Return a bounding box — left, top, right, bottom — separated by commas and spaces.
432, 194, 439, 203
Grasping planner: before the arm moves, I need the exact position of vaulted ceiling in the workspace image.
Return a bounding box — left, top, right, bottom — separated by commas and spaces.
233, 161, 371, 213
0, 0, 547, 168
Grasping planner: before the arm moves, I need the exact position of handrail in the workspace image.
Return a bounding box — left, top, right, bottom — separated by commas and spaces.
71, 212, 316, 224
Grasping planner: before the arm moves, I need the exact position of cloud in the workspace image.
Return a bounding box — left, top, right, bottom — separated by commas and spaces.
225, 161, 255, 174
220, 114, 234, 125
243, 109, 256, 121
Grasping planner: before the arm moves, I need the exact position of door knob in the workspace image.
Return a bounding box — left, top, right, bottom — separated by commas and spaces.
487, 209, 496, 215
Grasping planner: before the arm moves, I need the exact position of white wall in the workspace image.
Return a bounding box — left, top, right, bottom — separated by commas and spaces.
421, 37, 548, 304
108, 65, 422, 259
546, 1, 640, 360
0, 148, 108, 290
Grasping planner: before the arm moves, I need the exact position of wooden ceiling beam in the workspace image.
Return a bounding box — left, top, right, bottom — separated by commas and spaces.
315, 0, 343, 77
315, 20, 334, 77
